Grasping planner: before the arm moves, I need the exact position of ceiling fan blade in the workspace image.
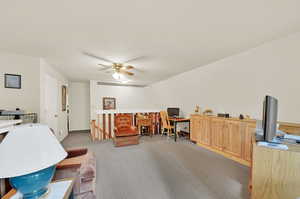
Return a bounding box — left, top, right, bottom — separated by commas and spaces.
98, 66, 112, 71
104, 70, 114, 74
98, 63, 111, 67
122, 65, 144, 73
131, 67, 144, 73
82, 51, 114, 64
122, 65, 134, 70
123, 56, 146, 64
120, 70, 134, 76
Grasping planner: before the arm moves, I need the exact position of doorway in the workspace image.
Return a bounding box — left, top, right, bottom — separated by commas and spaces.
44, 74, 59, 138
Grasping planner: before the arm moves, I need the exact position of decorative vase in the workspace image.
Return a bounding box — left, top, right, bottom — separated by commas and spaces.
9, 166, 56, 199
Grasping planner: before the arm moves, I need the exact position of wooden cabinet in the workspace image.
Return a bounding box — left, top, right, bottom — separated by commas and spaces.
243, 122, 256, 162
223, 120, 243, 158
210, 118, 224, 151
198, 117, 211, 146
252, 141, 300, 199
190, 117, 200, 142
191, 114, 256, 167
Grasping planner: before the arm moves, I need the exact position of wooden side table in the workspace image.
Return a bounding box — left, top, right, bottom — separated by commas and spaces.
1, 178, 74, 199
137, 118, 153, 136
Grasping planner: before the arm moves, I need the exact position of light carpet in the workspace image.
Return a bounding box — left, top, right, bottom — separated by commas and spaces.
62, 133, 250, 199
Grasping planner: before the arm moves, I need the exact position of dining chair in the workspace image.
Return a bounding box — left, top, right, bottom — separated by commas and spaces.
160, 111, 176, 137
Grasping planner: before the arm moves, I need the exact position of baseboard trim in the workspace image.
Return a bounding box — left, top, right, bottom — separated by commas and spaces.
69, 129, 90, 134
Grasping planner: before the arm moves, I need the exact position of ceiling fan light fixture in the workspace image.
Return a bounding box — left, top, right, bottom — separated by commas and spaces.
112, 72, 123, 80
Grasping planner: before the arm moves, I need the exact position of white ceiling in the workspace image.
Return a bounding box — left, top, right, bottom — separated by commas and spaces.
1, 0, 300, 85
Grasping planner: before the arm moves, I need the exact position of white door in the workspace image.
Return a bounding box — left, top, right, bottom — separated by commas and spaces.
45, 74, 59, 138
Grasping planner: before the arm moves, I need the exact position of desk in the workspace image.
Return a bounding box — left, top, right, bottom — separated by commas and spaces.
2, 178, 74, 199
169, 118, 190, 142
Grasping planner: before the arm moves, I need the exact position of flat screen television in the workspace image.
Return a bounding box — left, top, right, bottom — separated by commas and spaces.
262, 95, 278, 142
167, 108, 180, 118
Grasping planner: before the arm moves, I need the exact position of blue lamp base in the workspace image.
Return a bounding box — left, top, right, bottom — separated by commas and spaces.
9, 166, 56, 199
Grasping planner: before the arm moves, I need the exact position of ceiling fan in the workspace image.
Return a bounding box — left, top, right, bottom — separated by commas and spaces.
83, 52, 144, 82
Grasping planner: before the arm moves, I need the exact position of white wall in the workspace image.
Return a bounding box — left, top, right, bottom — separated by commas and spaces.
0, 52, 40, 114
0, 53, 69, 141
150, 32, 300, 123
90, 80, 155, 120
69, 82, 90, 131
40, 59, 69, 141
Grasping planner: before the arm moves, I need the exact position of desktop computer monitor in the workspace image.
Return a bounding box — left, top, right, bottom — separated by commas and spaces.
262, 95, 278, 142
167, 108, 180, 118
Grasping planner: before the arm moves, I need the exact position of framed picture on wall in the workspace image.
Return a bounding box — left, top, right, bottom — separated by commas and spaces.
103, 97, 116, 110
62, 85, 67, 111
4, 74, 21, 89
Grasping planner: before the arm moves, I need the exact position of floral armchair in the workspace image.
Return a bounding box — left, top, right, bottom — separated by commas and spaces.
113, 114, 139, 147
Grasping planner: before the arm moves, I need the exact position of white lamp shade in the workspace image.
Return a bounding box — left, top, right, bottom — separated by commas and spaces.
0, 124, 67, 178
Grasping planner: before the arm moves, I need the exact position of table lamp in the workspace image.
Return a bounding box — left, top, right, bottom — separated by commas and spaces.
0, 124, 67, 199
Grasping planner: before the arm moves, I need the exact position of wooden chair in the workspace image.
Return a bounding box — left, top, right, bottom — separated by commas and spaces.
113, 114, 139, 147
160, 111, 175, 137
137, 114, 153, 136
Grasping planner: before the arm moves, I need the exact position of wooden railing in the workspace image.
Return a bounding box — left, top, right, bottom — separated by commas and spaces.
90, 120, 109, 141
90, 112, 161, 141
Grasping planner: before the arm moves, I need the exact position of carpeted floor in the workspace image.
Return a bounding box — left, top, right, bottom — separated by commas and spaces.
62, 133, 250, 199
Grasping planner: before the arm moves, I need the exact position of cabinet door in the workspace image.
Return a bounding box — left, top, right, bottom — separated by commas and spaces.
198, 117, 211, 146
244, 122, 256, 162
191, 117, 200, 142
223, 120, 243, 157
211, 118, 224, 151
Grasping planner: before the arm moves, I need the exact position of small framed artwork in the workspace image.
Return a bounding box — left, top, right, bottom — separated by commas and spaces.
103, 97, 116, 110
62, 85, 67, 111
5, 74, 21, 89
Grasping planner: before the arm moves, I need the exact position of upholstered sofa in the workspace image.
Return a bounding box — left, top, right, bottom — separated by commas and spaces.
54, 148, 96, 199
